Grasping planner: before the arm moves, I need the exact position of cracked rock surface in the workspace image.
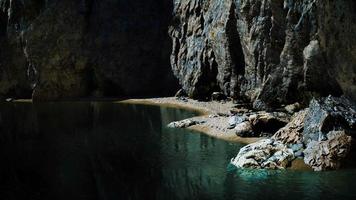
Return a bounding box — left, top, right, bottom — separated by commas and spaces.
170, 0, 356, 108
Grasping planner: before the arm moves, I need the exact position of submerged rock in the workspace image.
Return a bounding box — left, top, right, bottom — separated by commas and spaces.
231, 139, 294, 170
304, 131, 352, 171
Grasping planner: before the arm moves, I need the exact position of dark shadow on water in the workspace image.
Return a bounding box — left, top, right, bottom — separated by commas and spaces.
0, 102, 241, 200
0, 102, 356, 200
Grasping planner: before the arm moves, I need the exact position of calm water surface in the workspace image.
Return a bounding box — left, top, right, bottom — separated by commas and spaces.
0, 102, 355, 200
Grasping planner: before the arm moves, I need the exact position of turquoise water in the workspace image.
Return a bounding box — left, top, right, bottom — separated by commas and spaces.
0, 102, 355, 200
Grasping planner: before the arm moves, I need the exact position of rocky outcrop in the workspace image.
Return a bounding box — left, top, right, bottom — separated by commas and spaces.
170, 0, 356, 108
169, 0, 245, 99
303, 96, 356, 143
233, 96, 356, 171
231, 139, 295, 169
272, 110, 308, 144
304, 131, 352, 171
228, 111, 290, 137
0, 0, 178, 100
301, 96, 356, 170
1, 0, 355, 104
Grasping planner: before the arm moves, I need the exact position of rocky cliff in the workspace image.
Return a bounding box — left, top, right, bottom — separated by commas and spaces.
170, 0, 356, 109
0, 0, 355, 106
0, 0, 178, 101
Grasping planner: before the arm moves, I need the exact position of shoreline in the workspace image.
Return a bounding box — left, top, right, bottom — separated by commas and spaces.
11, 97, 311, 170
12, 97, 264, 144
118, 97, 262, 144
118, 98, 312, 171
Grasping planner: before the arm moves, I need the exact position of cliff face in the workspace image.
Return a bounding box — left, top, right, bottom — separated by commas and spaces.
170, 0, 356, 108
0, 0, 178, 100
0, 0, 355, 105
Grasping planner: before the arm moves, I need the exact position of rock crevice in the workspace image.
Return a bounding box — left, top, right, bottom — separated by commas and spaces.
170, 0, 356, 108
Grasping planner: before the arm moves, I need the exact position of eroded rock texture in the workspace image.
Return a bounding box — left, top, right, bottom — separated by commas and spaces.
231, 138, 295, 169
233, 96, 356, 171
304, 131, 352, 171
0, 0, 178, 101
170, 0, 356, 108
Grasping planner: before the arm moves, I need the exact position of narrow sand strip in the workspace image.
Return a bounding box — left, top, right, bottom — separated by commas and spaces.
118, 97, 262, 144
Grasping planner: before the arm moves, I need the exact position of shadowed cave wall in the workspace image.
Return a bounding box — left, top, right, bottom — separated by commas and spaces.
0, 0, 179, 101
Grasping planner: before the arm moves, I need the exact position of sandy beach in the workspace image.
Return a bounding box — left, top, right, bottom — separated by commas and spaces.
118, 97, 262, 144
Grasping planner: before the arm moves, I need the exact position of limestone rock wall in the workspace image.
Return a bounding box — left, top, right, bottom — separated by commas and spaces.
170, 0, 356, 108
0, 0, 355, 104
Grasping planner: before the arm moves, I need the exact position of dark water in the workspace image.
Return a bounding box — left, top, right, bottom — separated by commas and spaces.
0, 102, 355, 200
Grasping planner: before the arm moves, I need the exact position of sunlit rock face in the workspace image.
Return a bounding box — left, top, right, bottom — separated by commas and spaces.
170, 0, 356, 108
0, 0, 178, 101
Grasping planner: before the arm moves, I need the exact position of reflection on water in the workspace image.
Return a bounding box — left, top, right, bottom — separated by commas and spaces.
0, 102, 355, 200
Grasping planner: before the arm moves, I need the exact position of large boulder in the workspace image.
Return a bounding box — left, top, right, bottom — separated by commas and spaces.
234, 121, 253, 137
303, 96, 356, 144
272, 110, 308, 144
235, 96, 356, 171
304, 131, 352, 171
231, 139, 294, 169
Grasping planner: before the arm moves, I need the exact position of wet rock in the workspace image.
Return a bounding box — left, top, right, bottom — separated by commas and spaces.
235, 121, 253, 137
167, 119, 204, 128
303, 96, 356, 144
272, 110, 308, 144
304, 131, 352, 171
231, 139, 294, 169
